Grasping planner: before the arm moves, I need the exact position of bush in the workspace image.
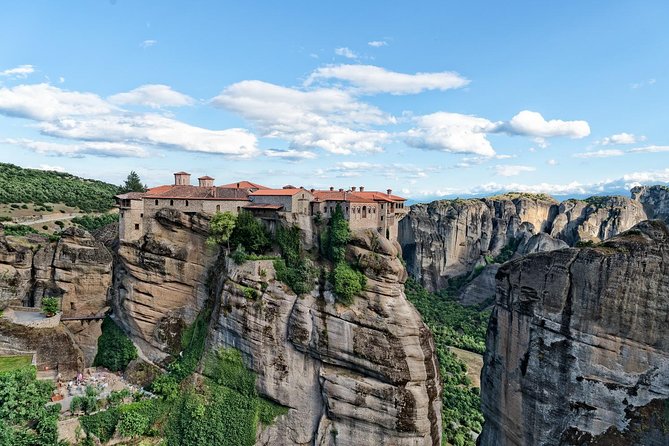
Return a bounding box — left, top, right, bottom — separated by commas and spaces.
71, 387, 98, 414
230, 211, 271, 254
41, 297, 60, 316
231, 245, 248, 265
331, 262, 366, 305
274, 225, 314, 295
93, 317, 138, 372
2, 224, 37, 237
321, 204, 350, 263
71, 213, 119, 231
117, 409, 150, 438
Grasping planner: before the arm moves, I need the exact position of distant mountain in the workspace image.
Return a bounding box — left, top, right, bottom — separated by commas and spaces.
0, 163, 119, 213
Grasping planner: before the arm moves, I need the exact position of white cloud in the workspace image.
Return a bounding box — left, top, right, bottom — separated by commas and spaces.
598, 132, 645, 145
0, 83, 115, 121
405, 112, 498, 157
494, 164, 536, 177
264, 149, 317, 160
109, 84, 195, 108
212, 80, 391, 154
502, 110, 590, 139
39, 114, 259, 157
628, 145, 669, 153
35, 164, 66, 172
0, 65, 35, 78
306, 64, 469, 95
58, 76, 65, 84
547, 159, 558, 166
334, 47, 358, 59
5, 138, 150, 158
621, 168, 669, 186
141, 39, 157, 48
573, 149, 625, 158
630, 79, 656, 89
0, 83, 258, 158
368, 41, 388, 47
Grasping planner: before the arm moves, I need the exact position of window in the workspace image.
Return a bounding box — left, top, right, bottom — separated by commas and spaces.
216, 205, 220, 212
186, 200, 189, 206
155, 200, 159, 205
70, 302, 76, 310
381, 204, 384, 210
140, 213, 143, 218
381, 216, 384, 221
170, 200, 174, 206
135, 224, 140, 230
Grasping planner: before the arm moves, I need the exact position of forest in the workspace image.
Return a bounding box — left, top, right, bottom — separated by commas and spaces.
0, 163, 119, 213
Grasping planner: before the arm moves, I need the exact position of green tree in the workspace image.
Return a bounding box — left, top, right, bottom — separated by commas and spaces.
207, 211, 237, 250
119, 171, 146, 194
229, 211, 271, 254
321, 204, 350, 263
41, 297, 59, 316
93, 317, 138, 372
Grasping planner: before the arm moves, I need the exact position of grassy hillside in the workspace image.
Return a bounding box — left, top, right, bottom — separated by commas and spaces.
0, 163, 119, 212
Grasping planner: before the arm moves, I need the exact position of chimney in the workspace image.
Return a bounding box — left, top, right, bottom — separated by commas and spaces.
329, 186, 334, 191
198, 176, 214, 188
339, 188, 344, 192
351, 186, 357, 192
387, 189, 392, 196
174, 172, 191, 186
360, 186, 365, 192
310, 188, 315, 193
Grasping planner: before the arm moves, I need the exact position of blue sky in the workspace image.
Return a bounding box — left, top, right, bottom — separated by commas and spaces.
1, 1, 668, 200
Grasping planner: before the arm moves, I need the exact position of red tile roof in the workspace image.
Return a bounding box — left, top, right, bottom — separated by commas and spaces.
250, 188, 304, 197
174, 171, 190, 175
312, 190, 405, 203
115, 192, 145, 200
198, 175, 215, 180
144, 185, 252, 201
218, 180, 269, 190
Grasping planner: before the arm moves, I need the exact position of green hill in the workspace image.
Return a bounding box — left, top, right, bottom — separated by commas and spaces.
0, 163, 119, 213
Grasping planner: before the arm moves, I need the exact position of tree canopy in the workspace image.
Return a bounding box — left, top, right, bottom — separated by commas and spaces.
119, 171, 147, 194
207, 212, 237, 249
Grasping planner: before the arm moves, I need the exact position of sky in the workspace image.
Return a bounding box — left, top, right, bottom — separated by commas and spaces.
1, 1, 668, 200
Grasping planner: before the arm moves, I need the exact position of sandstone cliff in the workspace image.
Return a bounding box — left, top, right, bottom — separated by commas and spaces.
0, 227, 112, 366
478, 220, 669, 445
400, 186, 669, 293
114, 208, 442, 445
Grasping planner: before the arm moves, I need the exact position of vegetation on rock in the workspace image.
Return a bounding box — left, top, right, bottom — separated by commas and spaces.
71, 213, 119, 231
206, 211, 237, 249
331, 262, 366, 305
41, 297, 59, 316
274, 225, 314, 295
230, 210, 271, 254
0, 163, 119, 212
93, 317, 138, 372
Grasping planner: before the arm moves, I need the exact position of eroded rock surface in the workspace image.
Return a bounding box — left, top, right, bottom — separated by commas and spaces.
479, 220, 669, 446
401, 187, 669, 293
208, 229, 442, 446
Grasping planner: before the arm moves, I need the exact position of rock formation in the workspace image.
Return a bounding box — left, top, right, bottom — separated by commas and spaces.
479, 220, 669, 445
0, 227, 112, 366
401, 186, 669, 293
113, 208, 442, 445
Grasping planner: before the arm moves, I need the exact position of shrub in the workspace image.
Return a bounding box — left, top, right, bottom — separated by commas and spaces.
71, 213, 119, 231
93, 317, 138, 372
117, 409, 150, 438
321, 204, 350, 263
231, 245, 248, 264
274, 225, 314, 295
207, 211, 237, 249
2, 224, 37, 237
331, 262, 366, 305
42, 225, 48, 230
54, 220, 64, 228
230, 210, 271, 254
41, 297, 59, 316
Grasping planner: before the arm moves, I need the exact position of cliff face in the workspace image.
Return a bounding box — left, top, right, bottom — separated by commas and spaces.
401, 187, 669, 292
113, 208, 218, 363
115, 209, 442, 445
479, 220, 669, 446
0, 227, 112, 366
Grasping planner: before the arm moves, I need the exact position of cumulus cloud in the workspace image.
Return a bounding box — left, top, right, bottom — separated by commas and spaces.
629, 145, 669, 153
0, 83, 115, 121
39, 114, 259, 157
35, 164, 66, 172
501, 110, 590, 139
334, 47, 358, 59
264, 149, 317, 161
0, 83, 258, 158
141, 39, 157, 48
598, 132, 645, 145
573, 149, 625, 158
404, 112, 498, 157
306, 64, 469, 95
547, 159, 558, 166
212, 80, 391, 154
0, 64, 35, 78
5, 138, 150, 157
368, 41, 388, 47
494, 164, 536, 177
109, 84, 195, 108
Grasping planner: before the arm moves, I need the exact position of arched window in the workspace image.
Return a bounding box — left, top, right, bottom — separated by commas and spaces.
362, 206, 367, 218
216, 205, 220, 212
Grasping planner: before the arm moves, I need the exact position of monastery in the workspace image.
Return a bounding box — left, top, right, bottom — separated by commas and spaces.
116, 172, 408, 243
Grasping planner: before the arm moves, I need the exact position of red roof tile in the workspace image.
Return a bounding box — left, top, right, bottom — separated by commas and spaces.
218, 180, 269, 190
144, 185, 251, 201
250, 188, 304, 197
